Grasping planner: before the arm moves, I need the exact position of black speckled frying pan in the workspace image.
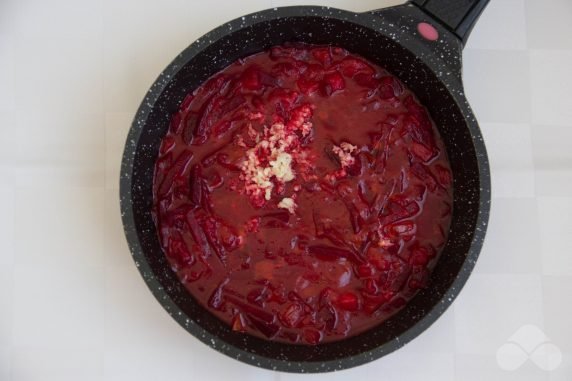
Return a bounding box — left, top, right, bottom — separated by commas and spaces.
120, 0, 491, 373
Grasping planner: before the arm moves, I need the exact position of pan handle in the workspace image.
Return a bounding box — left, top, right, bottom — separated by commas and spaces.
409, 0, 490, 44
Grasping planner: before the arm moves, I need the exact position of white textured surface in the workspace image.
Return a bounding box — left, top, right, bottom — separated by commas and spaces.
0, 0, 571, 380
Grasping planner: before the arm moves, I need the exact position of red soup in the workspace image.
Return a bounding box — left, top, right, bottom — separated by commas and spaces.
153, 44, 453, 345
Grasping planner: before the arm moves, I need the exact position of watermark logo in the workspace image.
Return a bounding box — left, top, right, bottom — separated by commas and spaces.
496, 324, 562, 371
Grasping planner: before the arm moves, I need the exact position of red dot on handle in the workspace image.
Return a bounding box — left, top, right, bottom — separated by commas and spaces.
417, 22, 439, 41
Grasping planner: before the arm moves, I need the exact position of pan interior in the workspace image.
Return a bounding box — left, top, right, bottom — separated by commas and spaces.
128, 16, 479, 362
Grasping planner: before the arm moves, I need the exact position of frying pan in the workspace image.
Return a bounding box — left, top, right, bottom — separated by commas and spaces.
120, 0, 491, 373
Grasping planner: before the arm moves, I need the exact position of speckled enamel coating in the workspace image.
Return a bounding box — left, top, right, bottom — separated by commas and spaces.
119, 4, 490, 373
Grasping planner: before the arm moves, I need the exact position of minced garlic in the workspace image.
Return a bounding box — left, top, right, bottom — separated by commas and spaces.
278, 197, 296, 214
239, 105, 315, 205
270, 152, 295, 182
340, 142, 357, 153
240, 123, 298, 201
332, 142, 358, 168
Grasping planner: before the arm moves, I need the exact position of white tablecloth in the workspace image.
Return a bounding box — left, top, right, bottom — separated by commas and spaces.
1, 0, 571, 380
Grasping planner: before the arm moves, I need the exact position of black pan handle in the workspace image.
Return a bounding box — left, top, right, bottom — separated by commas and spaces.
409, 0, 490, 44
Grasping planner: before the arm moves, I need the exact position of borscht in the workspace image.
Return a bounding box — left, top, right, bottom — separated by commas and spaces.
152, 44, 453, 344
